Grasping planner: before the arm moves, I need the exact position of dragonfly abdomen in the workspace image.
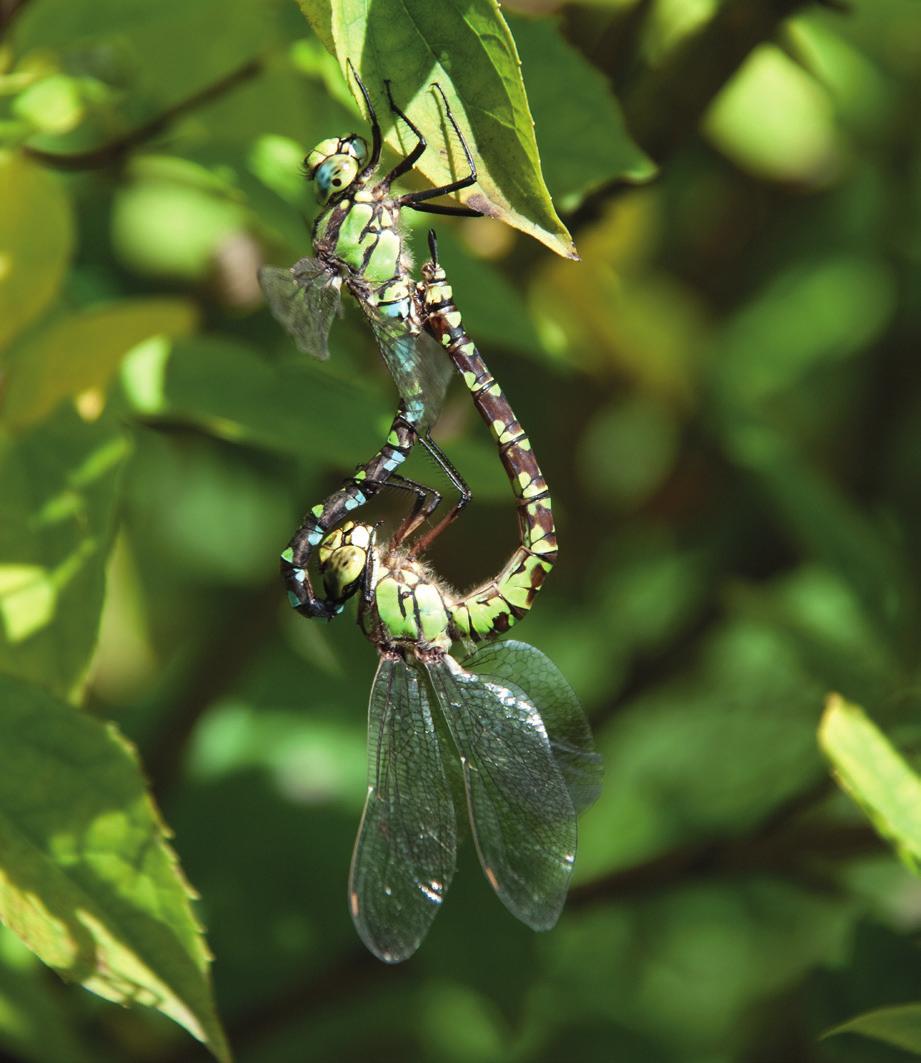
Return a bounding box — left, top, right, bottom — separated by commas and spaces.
420, 260, 558, 642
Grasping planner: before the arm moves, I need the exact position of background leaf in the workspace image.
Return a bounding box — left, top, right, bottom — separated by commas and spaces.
819, 695, 921, 871
827, 1003, 921, 1057
0, 675, 229, 1061
0, 407, 129, 698
0, 153, 73, 352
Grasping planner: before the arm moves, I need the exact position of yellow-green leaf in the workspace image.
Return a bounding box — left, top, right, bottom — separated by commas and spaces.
295, 0, 578, 259
0, 674, 229, 1062
0, 407, 129, 698
0, 152, 74, 353
819, 694, 921, 870
2, 298, 198, 430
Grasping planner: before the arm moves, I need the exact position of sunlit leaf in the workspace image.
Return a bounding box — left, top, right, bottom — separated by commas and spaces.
819, 694, 921, 871
0, 407, 129, 698
0, 931, 96, 1063
0, 152, 73, 353
705, 44, 842, 183
12, 0, 276, 152
112, 167, 250, 281
0, 674, 229, 1062
2, 298, 197, 430
296, 0, 578, 258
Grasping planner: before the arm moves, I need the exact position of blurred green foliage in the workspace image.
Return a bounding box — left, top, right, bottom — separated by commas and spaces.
2, 0, 921, 1060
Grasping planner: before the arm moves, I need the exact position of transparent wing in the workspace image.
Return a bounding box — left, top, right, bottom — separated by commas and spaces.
349, 657, 457, 964
463, 640, 603, 814
425, 654, 577, 932
258, 258, 341, 360
363, 308, 454, 434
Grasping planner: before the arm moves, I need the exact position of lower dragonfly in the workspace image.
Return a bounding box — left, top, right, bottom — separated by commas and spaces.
315, 232, 602, 963
264, 63, 481, 618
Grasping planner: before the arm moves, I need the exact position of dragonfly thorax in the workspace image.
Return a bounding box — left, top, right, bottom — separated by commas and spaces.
317, 522, 454, 653
306, 134, 368, 204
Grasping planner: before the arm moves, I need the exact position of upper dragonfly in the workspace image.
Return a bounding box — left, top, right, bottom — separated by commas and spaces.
262, 63, 482, 618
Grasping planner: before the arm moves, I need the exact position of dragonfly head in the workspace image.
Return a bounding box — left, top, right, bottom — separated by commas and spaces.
318, 520, 373, 605
305, 135, 368, 204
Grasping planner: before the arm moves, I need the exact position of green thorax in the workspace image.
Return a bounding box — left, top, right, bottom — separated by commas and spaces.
314, 187, 413, 296
360, 554, 455, 655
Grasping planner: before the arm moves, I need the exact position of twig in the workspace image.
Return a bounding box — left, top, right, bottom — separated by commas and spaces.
23, 56, 263, 172
0, 0, 32, 39
569, 820, 877, 909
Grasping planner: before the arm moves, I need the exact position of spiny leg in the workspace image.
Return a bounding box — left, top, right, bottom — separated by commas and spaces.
400, 83, 480, 211
385, 472, 443, 541
392, 433, 470, 548
346, 58, 382, 175
403, 435, 472, 554
380, 79, 428, 187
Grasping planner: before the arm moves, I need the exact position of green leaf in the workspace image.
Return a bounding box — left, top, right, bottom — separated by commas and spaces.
715, 255, 896, 404
705, 44, 842, 183
2, 298, 198, 430
0, 407, 129, 698
576, 617, 826, 881
719, 418, 907, 637
12, 75, 90, 136
0, 931, 96, 1063
510, 15, 655, 209
12, 0, 276, 149
119, 333, 383, 465
819, 694, 921, 871
826, 1003, 921, 1057
0, 152, 74, 352
295, 0, 578, 259
111, 162, 250, 281
0, 675, 229, 1062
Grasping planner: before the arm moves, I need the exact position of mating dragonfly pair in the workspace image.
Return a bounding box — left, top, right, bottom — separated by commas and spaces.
260, 63, 602, 964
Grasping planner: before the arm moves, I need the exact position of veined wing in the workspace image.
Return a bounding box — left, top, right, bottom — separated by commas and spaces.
349, 657, 457, 964
363, 307, 454, 435
425, 654, 577, 932
258, 258, 341, 360
464, 641, 603, 814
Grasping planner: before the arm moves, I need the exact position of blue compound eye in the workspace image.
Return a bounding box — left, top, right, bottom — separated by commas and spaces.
345, 135, 368, 164
314, 157, 359, 203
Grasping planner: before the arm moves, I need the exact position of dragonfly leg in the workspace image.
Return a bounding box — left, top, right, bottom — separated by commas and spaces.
380, 80, 428, 187
361, 524, 379, 608
385, 473, 443, 548
347, 59, 382, 175
399, 83, 480, 209
408, 203, 483, 218
404, 435, 472, 555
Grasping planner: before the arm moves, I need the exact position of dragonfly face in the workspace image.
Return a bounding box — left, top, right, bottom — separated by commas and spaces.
318, 521, 455, 653
305, 134, 369, 204
317, 520, 373, 604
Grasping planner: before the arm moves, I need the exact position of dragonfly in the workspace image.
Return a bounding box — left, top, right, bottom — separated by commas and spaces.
314, 232, 602, 963
263, 62, 482, 619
